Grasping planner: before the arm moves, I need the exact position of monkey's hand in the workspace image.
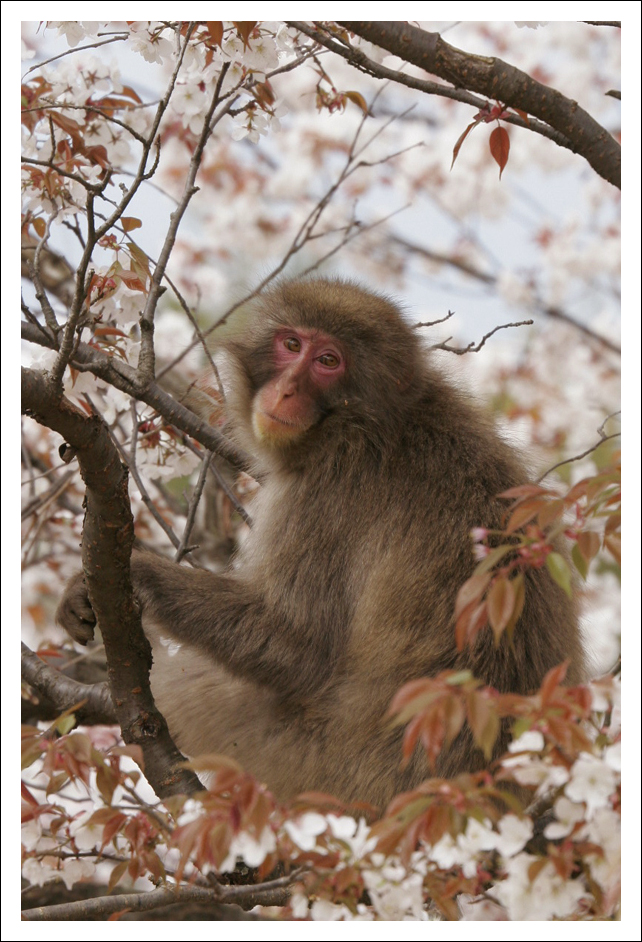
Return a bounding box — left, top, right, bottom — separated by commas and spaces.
56, 572, 97, 645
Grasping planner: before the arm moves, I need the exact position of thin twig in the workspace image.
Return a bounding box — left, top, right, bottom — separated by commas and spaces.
431, 319, 534, 354
22, 33, 129, 79
414, 310, 456, 329
27, 209, 62, 338
162, 88, 415, 373
538, 418, 621, 482
54, 23, 195, 380
395, 235, 621, 355
21, 423, 37, 500
136, 24, 217, 387
136, 258, 223, 397
181, 437, 252, 527
288, 21, 574, 151
175, 452, 213, 562
21, 298, 56, 344
104, 413, 184, 553
21, 468, 76, 521
21, 156, 105, 193
23, 99, 152, 144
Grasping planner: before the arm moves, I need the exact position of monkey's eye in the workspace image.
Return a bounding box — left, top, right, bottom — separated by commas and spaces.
284, 337, 301, 352
318, 353, 340, 369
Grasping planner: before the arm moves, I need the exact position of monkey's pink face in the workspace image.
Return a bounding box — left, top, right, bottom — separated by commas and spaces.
252, 328, 346, 445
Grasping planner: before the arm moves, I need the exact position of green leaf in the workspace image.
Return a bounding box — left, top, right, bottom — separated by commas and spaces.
54, 714, 77, 735
475, 544, 512, 575
571, 542, 589, 581
546, 551, 573, 598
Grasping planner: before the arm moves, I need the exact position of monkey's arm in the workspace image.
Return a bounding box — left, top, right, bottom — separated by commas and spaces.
57, 555, 333, 701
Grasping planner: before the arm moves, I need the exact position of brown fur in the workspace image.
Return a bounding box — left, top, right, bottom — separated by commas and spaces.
58, 278, 585, 808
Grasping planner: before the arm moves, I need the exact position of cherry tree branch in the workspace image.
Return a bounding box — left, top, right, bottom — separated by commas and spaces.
537, 413, 621, 482
22, 873, 297, 920
396, 235, 621, 356
21, 367, 202, 798
20, 321, 250, 473
337, 21, 620, 188
430, 319, 534, 354
175, 451, 213, 563
288, 22, 575, 152
136, 58, 236, 387
21, 642, 115, 725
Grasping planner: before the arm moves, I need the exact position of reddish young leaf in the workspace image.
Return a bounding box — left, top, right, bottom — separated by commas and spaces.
234, 21, 257, 47
108, 860, 128, 891
451, 119, 478, 169
401, 712, 425, 765
537, 497, 565, 529
505, 496, 546, 533
94, 325, 128, 338
127, 242, 151, 278
489, 126, 510, 178
454, 572, 492, 619
118, 270, 146, 291
455, 600, 488, 651
442, 696, 467, 748
253, 80, 276, 107
565, 478, 590, 502
604, 532, 621, 564
504, 572, 525, 642
539, 661, 568, 704
576, 530, 601, 563
121, 216, 142, 232
421, 708, 448, 769
388, 677, 434, 714
499, 484, 552, 501
206, 21, 225, 47
344, 90, 369, 115
101, 811, 127, 849
486, 576, 516, 642
120, 85, 143, 103
390, 688, 441, 727
467, 691, 501, 758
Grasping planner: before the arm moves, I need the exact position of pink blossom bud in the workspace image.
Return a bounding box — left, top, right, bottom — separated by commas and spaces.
470, 527, 488, 542
473, 544, 490, 561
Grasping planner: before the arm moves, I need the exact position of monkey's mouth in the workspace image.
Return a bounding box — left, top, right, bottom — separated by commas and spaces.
253, 409, 313, 443
264, 411, 300, 427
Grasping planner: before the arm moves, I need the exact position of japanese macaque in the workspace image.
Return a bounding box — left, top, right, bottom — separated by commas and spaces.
57, 278, 585, 807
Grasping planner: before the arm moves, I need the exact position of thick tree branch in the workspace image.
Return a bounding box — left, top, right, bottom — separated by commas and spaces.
21, 642, 115, 724
338, 21, 621, 188
21, 367, 202, 798
22, 875, 294, 920
289, 21, 574, 154
21, 321, 250, 473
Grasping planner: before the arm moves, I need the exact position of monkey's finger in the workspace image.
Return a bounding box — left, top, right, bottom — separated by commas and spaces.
56, 606, 96, 645
55, 577, 97, 645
